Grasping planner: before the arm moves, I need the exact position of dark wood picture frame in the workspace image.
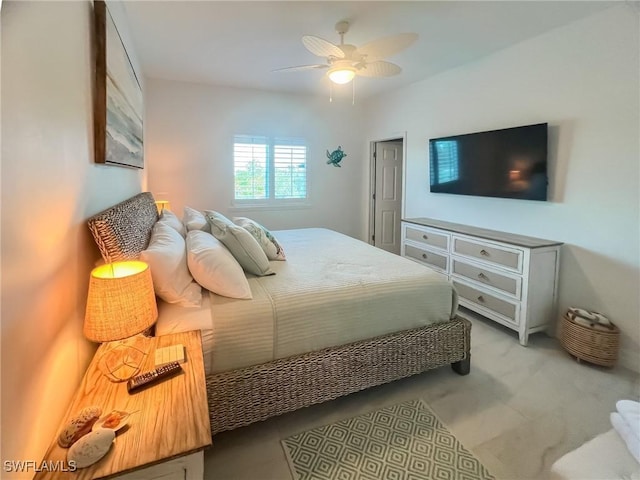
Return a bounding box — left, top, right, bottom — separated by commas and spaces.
94, 0, 144, 168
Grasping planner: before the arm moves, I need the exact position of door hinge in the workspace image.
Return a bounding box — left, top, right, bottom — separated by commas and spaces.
372, 235, 375, 242
372, 193, 376, 200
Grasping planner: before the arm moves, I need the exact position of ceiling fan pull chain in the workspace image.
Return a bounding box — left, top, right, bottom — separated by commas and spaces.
352, 78, 355, 106
329, 82, 333, 103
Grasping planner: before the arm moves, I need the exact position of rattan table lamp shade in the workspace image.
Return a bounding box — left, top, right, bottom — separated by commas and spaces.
84, 261, 158, 342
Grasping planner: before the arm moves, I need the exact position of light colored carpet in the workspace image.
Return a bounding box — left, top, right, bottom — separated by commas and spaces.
281, 398, 495, 480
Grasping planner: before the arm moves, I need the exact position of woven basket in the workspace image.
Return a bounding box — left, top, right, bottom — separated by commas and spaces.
559, 314, 619, 367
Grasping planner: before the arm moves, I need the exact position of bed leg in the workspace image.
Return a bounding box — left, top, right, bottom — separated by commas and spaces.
451, 356, 471, 375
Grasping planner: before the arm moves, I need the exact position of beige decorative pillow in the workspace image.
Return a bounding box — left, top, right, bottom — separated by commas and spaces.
232, 217, 286, 261
183, 206, 210, 232
204, 211, 273, 276
186, 230, 252, 299
140, 222, 202, 307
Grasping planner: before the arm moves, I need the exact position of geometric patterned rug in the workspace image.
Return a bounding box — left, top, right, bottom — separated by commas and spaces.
281, 399, 495, 480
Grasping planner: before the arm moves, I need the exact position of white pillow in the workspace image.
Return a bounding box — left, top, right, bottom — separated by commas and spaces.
158, 210, 185, 237
233, 217, 286, 261
140, 222, 202, 307
204, 211, 273, 276
186, 230, 252, 299
183, 206, 210, 232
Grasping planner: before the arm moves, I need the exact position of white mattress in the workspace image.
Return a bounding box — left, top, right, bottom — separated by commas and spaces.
156, 228, 457, 375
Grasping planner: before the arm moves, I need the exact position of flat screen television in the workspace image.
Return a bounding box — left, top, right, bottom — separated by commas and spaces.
429, 123, 548, 201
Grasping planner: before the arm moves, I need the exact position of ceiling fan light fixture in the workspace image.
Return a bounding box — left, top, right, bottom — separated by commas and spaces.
328, 67, 356, 84
276, 20, 417, 96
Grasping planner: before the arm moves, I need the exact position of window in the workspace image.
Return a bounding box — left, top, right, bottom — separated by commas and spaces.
234, 135, 307, 202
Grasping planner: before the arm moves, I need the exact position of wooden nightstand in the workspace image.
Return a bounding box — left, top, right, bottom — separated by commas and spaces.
35, 331, 212, 480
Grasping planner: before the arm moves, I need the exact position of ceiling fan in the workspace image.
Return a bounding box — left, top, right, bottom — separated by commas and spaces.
274, 21, 418, 85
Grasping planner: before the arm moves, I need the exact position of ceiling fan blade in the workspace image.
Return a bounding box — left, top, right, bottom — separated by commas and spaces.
357, 33, 418, 61
356, 61, 402, 77
302, 35, 345, 59
272, 64, 329, 73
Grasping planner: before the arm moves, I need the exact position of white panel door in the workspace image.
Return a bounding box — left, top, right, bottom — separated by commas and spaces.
374, 141, 403, 254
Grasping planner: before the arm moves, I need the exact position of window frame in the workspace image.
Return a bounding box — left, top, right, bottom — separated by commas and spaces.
232, 135, 310, 208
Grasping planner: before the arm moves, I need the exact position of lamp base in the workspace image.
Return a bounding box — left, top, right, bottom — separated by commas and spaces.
97, 337, 148, 382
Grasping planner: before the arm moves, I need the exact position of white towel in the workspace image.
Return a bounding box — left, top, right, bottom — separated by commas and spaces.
618, 400, 640, 418
617, 400, 640, 441
611, 412, 640, 465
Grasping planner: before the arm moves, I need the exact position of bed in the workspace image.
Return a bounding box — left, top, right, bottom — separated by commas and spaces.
88, 192, 471, 435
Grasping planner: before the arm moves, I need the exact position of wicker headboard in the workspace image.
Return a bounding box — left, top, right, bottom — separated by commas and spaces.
87, 192, 159, 263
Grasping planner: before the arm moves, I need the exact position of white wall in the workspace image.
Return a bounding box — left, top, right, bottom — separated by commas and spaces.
363, 5, 640, 370
146, 79, 367, 239
1, 1, 144, 474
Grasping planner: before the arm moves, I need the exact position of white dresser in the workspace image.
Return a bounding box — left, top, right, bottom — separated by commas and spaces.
401, 218, 562, 346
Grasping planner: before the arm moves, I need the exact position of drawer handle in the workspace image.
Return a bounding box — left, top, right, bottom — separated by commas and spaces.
478, 272, 488, 281
422, 234, 429, 240
477, 295, 486, 303
422, 253, 428, 259
480, 249, 490, 256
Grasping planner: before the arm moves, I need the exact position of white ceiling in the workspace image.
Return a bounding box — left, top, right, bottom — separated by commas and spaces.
122, 1, 615, 99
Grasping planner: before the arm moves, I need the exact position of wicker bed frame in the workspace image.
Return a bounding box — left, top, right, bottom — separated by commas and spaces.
88, 192, 471, 435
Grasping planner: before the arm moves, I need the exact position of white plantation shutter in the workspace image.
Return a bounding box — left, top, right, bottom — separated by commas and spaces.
274, 137, 307, 199
234, 135, 268, 199
233, 135, 307, 202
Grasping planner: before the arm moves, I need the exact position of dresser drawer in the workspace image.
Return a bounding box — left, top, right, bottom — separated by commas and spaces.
404, 226, 449, 251
452, 258, 521, 299
453, 280, 518, 324
452, 237, 523, 272
404, 244, 448, 272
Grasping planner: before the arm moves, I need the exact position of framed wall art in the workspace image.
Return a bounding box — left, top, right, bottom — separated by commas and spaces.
94, 0, 144, 168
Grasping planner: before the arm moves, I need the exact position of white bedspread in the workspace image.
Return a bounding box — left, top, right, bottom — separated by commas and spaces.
157, 228, 457, 374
